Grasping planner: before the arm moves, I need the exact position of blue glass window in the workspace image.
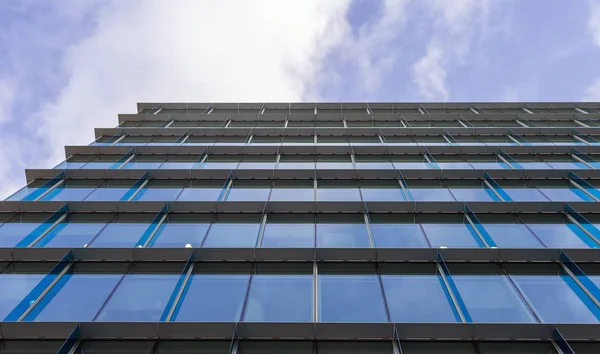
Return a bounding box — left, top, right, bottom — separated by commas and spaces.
446, 181, 498, 202
0, 219, 44, 247
531, 180, 592, 201
27, 270, 122, 322
316, 214, 370, 248
202, 215, 261, 248
420, 215, 482, 248
174, 266, 250, 321
159, 162, 195, 169
0, 271, 46, 320
509, 264, 600, 323
149, 215, 212, 248
501, 181, 550, 201
315, 155, 353, 170
238, 156, 277, 170
261, 215, 315, 248
408, 182, 455, 201
360, 180, 405, 201
40, 185, 96, 202
449, 264, 535, 323
380, 264, 457, 322
95, 272, 179, 321
226, 181, 271, 201
177, 180, 225, 201
245, 270, 312, 322
523, 215, 594, 248
201, 156, 240, 170
317, 180, 361, 201
84, 182, 131, 201
269, 188, 314, 201
35, 214, 111, 248
479, 219, 545, 248
319, 265, 387, 322
88, 214, 152, 248
369, 215, 429, 248
134, 180, 184, 201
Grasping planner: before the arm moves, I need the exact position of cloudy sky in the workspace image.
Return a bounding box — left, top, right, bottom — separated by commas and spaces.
0, 0, 600, 198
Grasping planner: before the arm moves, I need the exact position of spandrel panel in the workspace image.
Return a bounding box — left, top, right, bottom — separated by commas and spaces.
95, 274, 179, 321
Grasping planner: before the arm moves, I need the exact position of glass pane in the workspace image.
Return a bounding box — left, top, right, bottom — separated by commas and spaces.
177, 188, 223, 201
511, 273, 600, 323
539, 188, 591, 201
503, 189, 550, 201
526, 224, 592, 248
421, 223, 481, 248
95, 274, 178, 321
0, 223, 40, 247
269, 188, 314, 201
319, 274, 387, 322
41, 187, 95, 201
483, 224, 544, 248
371, 224, 429, 248
29, 273, 121, 321
261, 222, 314, 248
36, 222, 106, 248
175, 273, 249, 321
381, 274, 457, 322
360, 188, 404, 201
452, 275, 535, 322
226, 188, 271, 201
0, 274, 45, 320
449, 188, 496, 202
317, 223, 370, 248
316, 188, 362, 201
89, 222, 149, 248
150, 223, 210, 248
84, 188, 129, 201
135, 188, 182, 201
203, 222, 260, 248
244, 275, 313, 322
410, 189, 455, 201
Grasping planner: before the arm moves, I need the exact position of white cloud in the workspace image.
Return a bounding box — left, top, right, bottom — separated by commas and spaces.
0, 80, 14, 124
0, 0, 351, 198
412, 44, 449, 101
411, 0, 492, 101
583, 77, 600, 101
589, 0, 600, 46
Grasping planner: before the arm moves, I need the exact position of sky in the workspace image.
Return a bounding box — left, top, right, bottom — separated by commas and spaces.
1, 0, 600, 198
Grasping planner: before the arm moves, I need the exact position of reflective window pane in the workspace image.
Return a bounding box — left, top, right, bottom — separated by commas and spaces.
319, 274, 387, 322
526, 223, 592, 248
202, 215, 261, 248
29, 273, 122, 321
370, 215, 428, 248
482, 224, 545, 248
316, 215, 370, 248
36, 221, 106, 248
421, 216, 481, 248
150, 220, 210, 248
0, 222, 41, 247
95, 273, 178, 321
261, 215, 315, 248
244, 274, 313, 322
175, 272, 249, 322
0, 273, 46, 320
177, 188, 223, 201
88, 215, 151, 248
409, 188, 455, 201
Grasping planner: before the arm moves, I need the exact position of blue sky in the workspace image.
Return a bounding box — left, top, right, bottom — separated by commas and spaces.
0, 0, 600, 197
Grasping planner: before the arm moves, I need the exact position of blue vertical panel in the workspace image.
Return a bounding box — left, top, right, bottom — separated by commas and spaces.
119, 172, 149, 201
423, 149, 439, 169
561, 252, 600, 306
464, 206, 497, 248
135, 204, 168, 247
436, 252, 472, 322
218, 172, 233, 201
498, 149, 523, 169
15, 204, 69, 248
569, 172, 600, 200
564, 204, 600, 248
22, 172, 65, 201
160, 252, 194, 321
109, 148, 136, 169
3, 251, 72, 321
484, 172, 512, 201
55, 326, 80, 354
553, 327, 576, 354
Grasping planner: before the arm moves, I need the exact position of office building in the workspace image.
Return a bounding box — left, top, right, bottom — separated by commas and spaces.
1, 102, 600, 353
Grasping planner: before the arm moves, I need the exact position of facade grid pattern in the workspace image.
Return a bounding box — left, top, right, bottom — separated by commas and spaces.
1, 102, 600, 353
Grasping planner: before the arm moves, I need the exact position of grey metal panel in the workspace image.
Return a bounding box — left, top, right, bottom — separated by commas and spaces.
195, 248, 255, 261
237, 322, 315, 339
395, 323, 554, 340
79, 322, 159, 339
0, 322, 76, 339
376, 248, 437, 262
0, 248, 12, 261
316, 248, 377, 261
10, 248, 70, 261
254, 248, 315, 261
157, 322, 236, 339
315, 323, 395, 340
555, 324, 600, 340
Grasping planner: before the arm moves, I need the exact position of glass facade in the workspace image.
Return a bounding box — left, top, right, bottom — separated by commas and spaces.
2, 102, 600, 352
